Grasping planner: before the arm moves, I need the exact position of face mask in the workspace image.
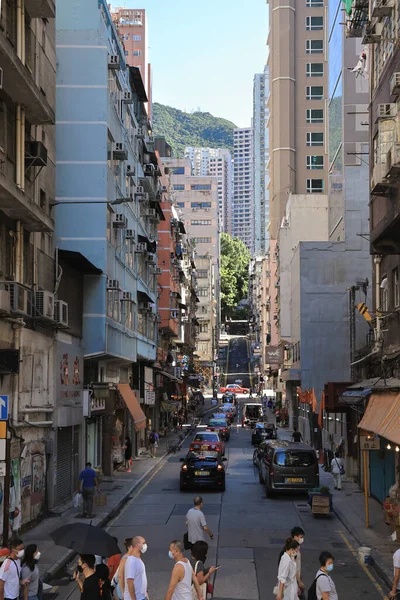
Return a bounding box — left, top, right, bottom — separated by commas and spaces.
140, 544, 147, 555
298, 538, 304, 545
292, 552, 298, 559
77, 565, 84, 573
326, 564, 334, 572
35, 552, 41, 561
17, 550, 24, 559
168, 551, 174, 560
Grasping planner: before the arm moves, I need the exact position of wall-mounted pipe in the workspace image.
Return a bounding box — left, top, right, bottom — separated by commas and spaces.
16, 0, 22, 60
20, 408, 54, 413
16, 106, 21, 189
20, 107, 25, 191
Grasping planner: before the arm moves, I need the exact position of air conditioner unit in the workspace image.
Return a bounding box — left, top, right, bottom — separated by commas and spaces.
54, 300, 69, 327
138, 302, 151, 312
135, 242, 147, 253
126, 229, 135, 240
35, 290, 54, 320
156, 314, 162, 323
145, 253, 156, 263
376, 103, 397, 121
121, 91, 133, 103
136, 185, 145, 194
143, 153, 150, 165
146, 208, 156, 218
0, 282, 31, 316
171, 309, 179, 318
390, 73, 400, 97
144, 164, 155, 176
112, 142, 128, 160
107, 279, 120, 290
126, 164, 136, 177
155, 267, 162, 275
134, 192, 147, 202
108, 54, 120, 69
0, 290, 10, 314
122, 291, 132, 301
25, 141, 48, 168
113, 214, 127, 228
362, 21, 384, 44
170, 291, 178, 298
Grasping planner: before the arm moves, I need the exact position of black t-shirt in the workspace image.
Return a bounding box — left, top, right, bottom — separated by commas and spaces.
292, 431, 302, 442
190, 558, 209, 577
81, 574, 101, 600
124, 441, 132, 459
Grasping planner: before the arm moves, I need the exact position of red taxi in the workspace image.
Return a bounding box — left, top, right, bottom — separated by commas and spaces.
206, 418, 231, 441
189, 432, 225, 456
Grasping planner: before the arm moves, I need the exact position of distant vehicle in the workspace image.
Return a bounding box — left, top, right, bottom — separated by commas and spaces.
251, 422, 277, 445
206, 418, 231, 441
220, 383, 249, 394
221, 403, 236, 417
190, 432, 225, 456
243, 403, 264, 427
235, 379, 243, 385
180, 451, 226, 491
222, 392, 237, 405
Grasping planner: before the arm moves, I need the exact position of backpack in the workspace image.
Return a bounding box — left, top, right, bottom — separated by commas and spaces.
308, 573, 327, 600
149, 432, 156, 444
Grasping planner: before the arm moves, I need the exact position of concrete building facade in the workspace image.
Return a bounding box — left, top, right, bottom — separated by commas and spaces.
232, 128, 254, 253
253, 65, 270, 255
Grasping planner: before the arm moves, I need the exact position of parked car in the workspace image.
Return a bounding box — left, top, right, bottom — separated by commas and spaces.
206, 418, 231, 441
180, 451, 226, 491
242, 403, 264, 427
220, 384, 249, 394
251, 422, 277, 445
190, 432, 225, 456
258, 440, 319, 497
253, 441, 267, 471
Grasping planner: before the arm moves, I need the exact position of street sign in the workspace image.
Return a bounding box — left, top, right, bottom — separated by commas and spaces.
360, 435, 380, 450
0, 463, 6, 477
0, 396, 8, 421
0, 440, 6, 461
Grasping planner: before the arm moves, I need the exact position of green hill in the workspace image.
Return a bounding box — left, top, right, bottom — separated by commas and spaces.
152, 103, 236, 156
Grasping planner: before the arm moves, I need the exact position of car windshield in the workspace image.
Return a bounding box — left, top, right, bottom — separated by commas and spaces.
194, 434, 219, 442
246, 406, 262, 418
255, 423, 265, 429
212, 413, 226, 419
187, 451, 219, 461
274, 451, 316, 467
208, 420, 227, 427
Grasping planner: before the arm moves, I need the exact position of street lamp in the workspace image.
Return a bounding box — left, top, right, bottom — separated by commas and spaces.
50, 198, 134, 208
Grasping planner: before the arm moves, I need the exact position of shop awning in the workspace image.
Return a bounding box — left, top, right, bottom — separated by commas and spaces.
116, 384, 146, 431
358, 392, 400, 445
339, 388, 371, 405
161, 400, 182, 413
159, 369, 182, 383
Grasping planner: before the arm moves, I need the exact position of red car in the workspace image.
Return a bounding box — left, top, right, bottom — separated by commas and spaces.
190, 432, 225, 456
206, 418, 231, 441
220, 384, 249, 394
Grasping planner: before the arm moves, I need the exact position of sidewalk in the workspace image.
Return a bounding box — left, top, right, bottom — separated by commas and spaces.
22, 399, 215, 582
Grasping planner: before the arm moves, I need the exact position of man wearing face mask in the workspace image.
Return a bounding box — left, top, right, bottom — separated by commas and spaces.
278, 527, 306, 596
165, 540, 203, 600
315, 552, 338, 600
124, 537, 148, 600
73, 554, 100, 600
0, 538, 25, 600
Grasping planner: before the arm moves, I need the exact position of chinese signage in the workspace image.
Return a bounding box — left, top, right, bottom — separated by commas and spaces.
91, 397, 106, 412
57, 337, 84, 408
360, 435, 380, 451
144, 390, 155, 406
265, 346, 284, 365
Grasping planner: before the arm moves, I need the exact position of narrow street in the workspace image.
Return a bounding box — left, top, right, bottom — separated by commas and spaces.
51, 338, 385, 600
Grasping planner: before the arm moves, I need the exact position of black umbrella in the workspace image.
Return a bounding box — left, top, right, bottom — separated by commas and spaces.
50, 523, 120, 557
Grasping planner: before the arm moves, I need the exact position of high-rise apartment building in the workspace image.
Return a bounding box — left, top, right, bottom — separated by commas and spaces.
232, 128, 254, 252
111, 7, 152, 117
253, 65, 270, 255
267, 0, 328, 240
185, 147, 232, 234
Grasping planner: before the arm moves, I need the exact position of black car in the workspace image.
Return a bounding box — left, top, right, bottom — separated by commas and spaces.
222, 392, 236, 405
180, 451, 226, 491
251, 422, 277, 445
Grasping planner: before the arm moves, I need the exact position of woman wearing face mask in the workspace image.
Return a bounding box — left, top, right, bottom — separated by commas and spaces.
316, 552, 338, 600
21, 544, 41, 600
276, 538, 299, 600
190, 541, 218, 600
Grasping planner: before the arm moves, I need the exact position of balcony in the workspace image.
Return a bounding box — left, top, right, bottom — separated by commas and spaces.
24, 0, 55, 17
385, 143, 400, 181
371, 0, 394, 19
346, 0, 369, 38
370, 194, 400, 254
0, 33, 54, 124
371, 161, 392, 195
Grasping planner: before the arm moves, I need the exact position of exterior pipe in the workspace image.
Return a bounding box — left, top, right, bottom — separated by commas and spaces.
374, 255, 382, 346
20, 108, 25, 191
20, 408, 54, 413
21, 0, 25, 65
16, 105, 21, 188
16, 0, 22, 60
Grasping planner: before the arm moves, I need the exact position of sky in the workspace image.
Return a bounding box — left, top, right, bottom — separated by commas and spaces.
111, 1, 269, 127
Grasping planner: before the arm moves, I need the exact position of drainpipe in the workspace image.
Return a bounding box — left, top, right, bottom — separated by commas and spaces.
16, 105, 21, 188
20, 108, 25, 192
374, 255, 382, 347
21, 0, 25, 65
16, 0, 22, 60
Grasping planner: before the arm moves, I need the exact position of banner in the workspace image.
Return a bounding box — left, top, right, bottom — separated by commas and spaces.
265, 346, 283, 365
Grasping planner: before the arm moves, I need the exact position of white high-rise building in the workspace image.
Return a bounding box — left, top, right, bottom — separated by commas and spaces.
253, 65, 270, 254
232, 128, 254, 252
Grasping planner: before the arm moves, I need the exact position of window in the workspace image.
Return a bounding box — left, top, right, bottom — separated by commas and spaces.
306, 63, 324, 77
198, 288, 209, 297
107, 290, 121, 322
306, 86, 323, 100
191, 220, 211, 226
193, 237, 212, 244
199, 323, 209, 333
177, 202, 185, 208
196, 270, 208, 278
306, 16, 323, 30
381, 276, 388, 311
307, 155, 324, 170
191, 184, 211, 191
307, 132, 324, 146
306, 179, 324, 192
274, 451, 316, 467
133, 49, 141, 56
132, 34, 141, 41
306, 39, 323, 54
306, 0, 323, 5
124, 50, 129, 56
393, 268, 400, 308
173, 184, 184, 191
191, 202, 211, 209
172, 167, 185, 175
306, 109, 324, 123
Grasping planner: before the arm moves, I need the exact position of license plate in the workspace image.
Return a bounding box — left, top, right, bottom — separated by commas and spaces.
201, 445, 209, 450
286, 477, 303, 483
195, 471, 210, 476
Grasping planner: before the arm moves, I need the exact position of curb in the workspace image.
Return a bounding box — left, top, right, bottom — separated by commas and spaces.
333, 504, 392, 591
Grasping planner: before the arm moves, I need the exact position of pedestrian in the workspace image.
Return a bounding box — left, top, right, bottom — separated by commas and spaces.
149, 430, 159, 458
0, 538, 25, 600
389, 544, 400, 598
179, 415, 184, 430
276, 538, 299, 600
190, 541, 218, 600
106, 538, 121, 580
123, 536, 148, 600
112, 538, 132, 600
278, 528, 306, 600
21, 544, 41, 600
330, 452, 344, 491
276, 409, 281, 426
315, 551, 338, 600
124, 437, 132, 473
249, 387, 253, 397
173, 414, 179, 433
267, 398, 272, 409
95, 564, 113, 600
165, 540, 204, 600
78, 462, 100, 518
73, 554, 100, 600
291, 428, 302, 443
186, 496, 214, 547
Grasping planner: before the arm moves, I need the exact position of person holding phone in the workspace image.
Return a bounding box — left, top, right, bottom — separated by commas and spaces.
190, 541, 219, 599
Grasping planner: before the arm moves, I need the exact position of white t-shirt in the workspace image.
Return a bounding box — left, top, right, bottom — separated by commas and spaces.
124, 556, 147, 600
331, 458, 343, 475
315, 569, 338, 600
393, 548, 400, 589
0, 558, 21, 600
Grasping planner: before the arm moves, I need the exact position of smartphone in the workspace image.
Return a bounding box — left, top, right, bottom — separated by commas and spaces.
215, 565, 221, 569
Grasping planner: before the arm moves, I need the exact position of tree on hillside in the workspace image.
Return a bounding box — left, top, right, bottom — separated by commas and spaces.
220, 233, 251, 319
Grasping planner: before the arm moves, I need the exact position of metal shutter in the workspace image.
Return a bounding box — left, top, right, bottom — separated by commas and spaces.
56, 427, 72, 505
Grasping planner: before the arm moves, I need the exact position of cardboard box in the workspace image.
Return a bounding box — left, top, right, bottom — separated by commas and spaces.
312, 496, 330, 514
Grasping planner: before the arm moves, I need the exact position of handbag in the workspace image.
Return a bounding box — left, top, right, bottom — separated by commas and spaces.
273, 584, 279, 596
192, 562, 206, 600
207, 582, 214, 595
335, 458, 345, 476
183, 532, 192, 550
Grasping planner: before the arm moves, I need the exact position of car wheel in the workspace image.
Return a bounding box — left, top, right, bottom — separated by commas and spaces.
265, 480, 274, 498
220, 480, 226, 492
258, 469, 264, 484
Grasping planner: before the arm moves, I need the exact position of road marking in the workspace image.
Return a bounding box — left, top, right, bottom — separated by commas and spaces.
336, 530, 388, 599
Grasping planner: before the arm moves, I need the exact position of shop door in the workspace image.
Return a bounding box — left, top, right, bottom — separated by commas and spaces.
87, 422, 97, 466
56, 427, 72, 505
72, 426, 80, 492
369, 449, 396, 503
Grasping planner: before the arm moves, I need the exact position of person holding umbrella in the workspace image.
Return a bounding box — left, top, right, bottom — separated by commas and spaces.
74, 555, 100, 600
